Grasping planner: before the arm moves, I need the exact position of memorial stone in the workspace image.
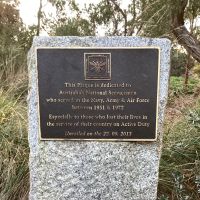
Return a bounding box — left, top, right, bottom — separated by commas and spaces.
28, 36, 171, 200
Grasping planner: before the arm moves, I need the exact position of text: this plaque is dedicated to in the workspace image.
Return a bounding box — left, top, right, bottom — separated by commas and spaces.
37, 47, 160, 141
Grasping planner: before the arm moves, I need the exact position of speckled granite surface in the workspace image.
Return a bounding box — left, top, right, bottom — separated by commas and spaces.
28, 36, 171, 200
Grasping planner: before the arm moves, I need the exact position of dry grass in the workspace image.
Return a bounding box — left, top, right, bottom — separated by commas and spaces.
0, 48, 29, 200
0, 87, 29, 200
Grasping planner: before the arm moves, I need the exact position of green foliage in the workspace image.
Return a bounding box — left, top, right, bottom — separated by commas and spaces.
47, 0, 95, 36
185, 0, 200, 22
0, 1, 21, 61
158, 101, 200, 199
188, 108, 200, 131
0, 1, 35, 81
45, 0, 200, 38
140, 0, 171, 37
0, 1, 22, 42
46, 0, 145, 36
158, 195, 169, 200
0, 1, 34, 51
86, 1, 114, 26
139, 0, 200, 39
0, 3, 29, 197
0, 58, 29, 200
54, 18, 94, 36
171, 49, 187, 76
0, 83, 28, 200
169, 76, 200, 99
193, 64, 200, 77
48, 0, 67, 11
0, 23, 29, 200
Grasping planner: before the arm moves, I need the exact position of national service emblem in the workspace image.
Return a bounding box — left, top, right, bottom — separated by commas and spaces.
84, 53, 111, 80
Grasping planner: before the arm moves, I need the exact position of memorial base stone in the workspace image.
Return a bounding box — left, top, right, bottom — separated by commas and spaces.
28, 36, 171, 200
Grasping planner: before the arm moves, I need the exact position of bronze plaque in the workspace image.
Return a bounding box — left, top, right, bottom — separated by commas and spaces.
37, 47, 160, 141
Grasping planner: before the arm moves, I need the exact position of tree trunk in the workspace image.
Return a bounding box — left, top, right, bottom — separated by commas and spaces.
184, 54, 191, 86
171, 0, 200, 63
37, 0, 42, 36
109, 0, 127, 36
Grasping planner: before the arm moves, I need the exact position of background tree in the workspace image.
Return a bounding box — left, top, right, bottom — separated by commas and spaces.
0, 0, 36, 80
171, 0, 200, 63
41, 0, 200, 63
139, 0, 200, 63
38, 0, 200, 82
138, 0, 200, 83
171, 48, 188, 76
0, 1, 22, 51
43, 0, 94, 35
44, 0, 147, 36
0, 0, 35, 51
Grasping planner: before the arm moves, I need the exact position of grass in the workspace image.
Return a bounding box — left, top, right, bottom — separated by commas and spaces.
0, 48, 29, 200
158, 77, 200, 200
0, 87, 29, 200
0, 53, 200, 200
168, 76, 200, 102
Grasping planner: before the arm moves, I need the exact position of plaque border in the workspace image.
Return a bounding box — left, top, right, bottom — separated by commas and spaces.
36, 47, 161, 142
